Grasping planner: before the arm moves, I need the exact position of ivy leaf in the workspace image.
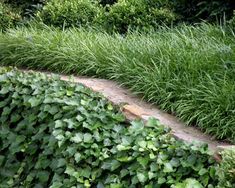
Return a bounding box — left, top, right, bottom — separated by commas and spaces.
76, 115, 84, 122
120, 169, 129, 178
48, 106, 59, 115
64, 119, 75, 129
110, 160, 121, 171
101, 160, 121, 171
146, 117, 161, 127
163, 162, 174, 173
65, 166, 75, 176
173, 178, 203, 188
148, 171, 156, 180
81, 99, 87, 106
150, 163, 158, 172
116, 144, 131, 151
137, 157, 149, 167
209, 167, 216, 178
158, 177, 166, 184
198, 168, 208, 176
137, 172, 147, 183
74, 153, 82, 163
107, 104, 113, 111
83, 133, 93, 143
50, 182, 63, 188
0, 86, 9, 94
187, 155, 197, 166
129, 120, 144, 134
81, 168, 91, 178
70, 133, 83, 143
66, 146, 77, 156
66, 90, 73, 96
10, 114, 21, 123
113, 125, 123, 133
170, 158, 180, 167
37, 171, 50, 183
57, 158, 66, 168
138, 140, 147, 148
55, 120, 64, 128
84, 180, 91, 187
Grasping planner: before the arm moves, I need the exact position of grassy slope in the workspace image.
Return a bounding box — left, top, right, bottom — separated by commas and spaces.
0, 24, 235, 142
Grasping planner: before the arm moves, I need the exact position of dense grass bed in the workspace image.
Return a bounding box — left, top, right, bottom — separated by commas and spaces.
0, 24, 235, 142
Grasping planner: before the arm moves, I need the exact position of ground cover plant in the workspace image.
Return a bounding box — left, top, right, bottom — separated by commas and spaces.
0, 68, 219, 187
0, 24, 235, 142
0, 2, 21, 31
216, 147, 235, 188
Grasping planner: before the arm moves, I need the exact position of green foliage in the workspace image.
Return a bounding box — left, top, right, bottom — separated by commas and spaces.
98, 0, 117, 6
0, 25, 234, 142
0, 68, 218, 187
3, 0, 47, 17
0, 2, 21, 31
170, 0, 235, 22
216, 147, 235, 188
36, 0, 176, 33
37, 0, 102, 28
172, 178, 204, 188
3, 0, 46, 7
2, 0, 235, 29
97, 0, 176, 33
228, 11, 235, 29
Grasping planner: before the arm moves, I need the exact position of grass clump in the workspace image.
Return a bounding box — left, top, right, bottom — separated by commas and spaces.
0, 24, 234, 142
0, 68, 218, 187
